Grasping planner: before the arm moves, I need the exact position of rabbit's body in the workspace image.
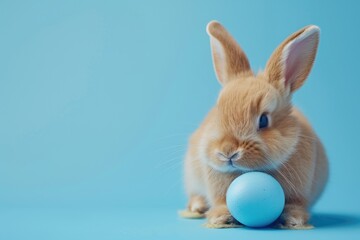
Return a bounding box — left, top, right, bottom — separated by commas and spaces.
184, 107, 328, 224
183, 21, 328, 229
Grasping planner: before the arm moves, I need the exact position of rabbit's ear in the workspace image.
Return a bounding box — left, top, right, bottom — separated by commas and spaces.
265, 25, 320, 93
207, 21, 251, 85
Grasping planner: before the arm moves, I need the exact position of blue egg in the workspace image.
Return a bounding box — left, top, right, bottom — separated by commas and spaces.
226, 172, 285, 228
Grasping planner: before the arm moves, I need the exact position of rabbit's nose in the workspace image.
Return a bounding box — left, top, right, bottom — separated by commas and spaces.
217, 150, 243, 162
229, 151, 241, 161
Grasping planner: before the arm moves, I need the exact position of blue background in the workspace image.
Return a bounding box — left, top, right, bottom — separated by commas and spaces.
1, 0, 359, 239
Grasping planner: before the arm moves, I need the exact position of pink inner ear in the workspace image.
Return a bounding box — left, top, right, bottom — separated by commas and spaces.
284, 33, 315, 87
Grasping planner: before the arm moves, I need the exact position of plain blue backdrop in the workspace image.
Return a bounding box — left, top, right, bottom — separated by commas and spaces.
1, 0, 360, 239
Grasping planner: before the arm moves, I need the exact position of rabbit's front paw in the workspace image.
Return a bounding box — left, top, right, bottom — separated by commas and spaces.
277, 204, 313, 230
206, 205, 239, 226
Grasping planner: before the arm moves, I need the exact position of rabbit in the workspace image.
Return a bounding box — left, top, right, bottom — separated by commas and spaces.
182, 21, 328, 229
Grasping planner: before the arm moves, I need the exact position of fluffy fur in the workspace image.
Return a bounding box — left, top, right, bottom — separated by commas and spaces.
183, 21, 328, 229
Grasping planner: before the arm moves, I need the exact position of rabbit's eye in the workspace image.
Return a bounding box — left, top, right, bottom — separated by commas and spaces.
258, 114, 269, 129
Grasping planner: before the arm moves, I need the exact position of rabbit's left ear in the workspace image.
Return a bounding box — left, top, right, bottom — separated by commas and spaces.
207, 21, 252, 85
265, 25, 320, 93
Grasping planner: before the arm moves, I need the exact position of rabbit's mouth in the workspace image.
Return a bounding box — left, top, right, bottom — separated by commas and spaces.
208, 154, 271, 173
209, 145, 272, 172
229, 160, 271, 172
208, 160, 268, 173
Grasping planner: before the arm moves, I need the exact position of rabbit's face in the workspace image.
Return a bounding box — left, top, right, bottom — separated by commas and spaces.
204, 74, 299, 173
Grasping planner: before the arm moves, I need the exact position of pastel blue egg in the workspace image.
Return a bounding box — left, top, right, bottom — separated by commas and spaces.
226, 172, 285, 228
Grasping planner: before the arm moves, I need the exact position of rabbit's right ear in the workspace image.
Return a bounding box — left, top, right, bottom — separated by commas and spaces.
207, 21, 252, 85
265, 25, 320, 93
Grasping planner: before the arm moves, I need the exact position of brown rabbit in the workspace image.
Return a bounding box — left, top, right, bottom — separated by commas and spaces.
182, 21, 328, 229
